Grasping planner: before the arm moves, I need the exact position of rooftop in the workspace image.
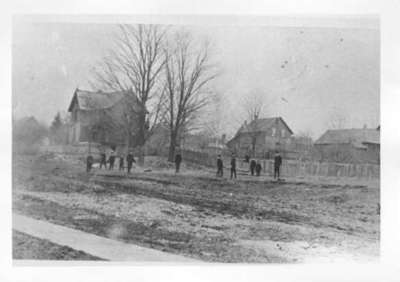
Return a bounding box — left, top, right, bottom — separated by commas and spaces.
315, 128, 380, 148
236, 117, 293, 135
68, 89, 127, 112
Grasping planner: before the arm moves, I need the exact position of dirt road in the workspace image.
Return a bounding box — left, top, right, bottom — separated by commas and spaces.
12, 154, 380, 262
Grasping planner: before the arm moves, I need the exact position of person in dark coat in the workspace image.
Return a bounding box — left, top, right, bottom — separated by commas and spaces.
119, 155, 125, 171
230, 153, 237, 179
86, 155, 94, 173
99, 152, 107, 169
250, 159, 257, 176
175, 152, 182, 173
216, 155, 223, 177
274, 152, 282, 180
108, 150, 116, 170
255, 160, 262, 176
126, 151, 135, 173
245, 154, 250, 163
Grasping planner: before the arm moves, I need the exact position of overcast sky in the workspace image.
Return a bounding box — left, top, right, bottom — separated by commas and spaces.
12, 17, 379, 139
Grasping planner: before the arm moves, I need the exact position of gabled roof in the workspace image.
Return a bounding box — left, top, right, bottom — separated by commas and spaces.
68, 89, 126, 112
226, 117, 293, 146
315, 128, 380, 148
235, 117, 293, 136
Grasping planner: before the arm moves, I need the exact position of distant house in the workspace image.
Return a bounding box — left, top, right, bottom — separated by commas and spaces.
67, 88, 142, 150
203, 134, 228, 154
144, 123, 170, 155
182, 133, 227, 154
144, 124, 228, 156
314, 127, 380, 163
226, 117, 294, 157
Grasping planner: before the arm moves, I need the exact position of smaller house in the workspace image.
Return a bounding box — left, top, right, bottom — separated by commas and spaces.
204, 134, 228, 155
183, 133, 227, 154
314, 127, 380, 163
144, 124, 170, 155
227, 117, 294, 157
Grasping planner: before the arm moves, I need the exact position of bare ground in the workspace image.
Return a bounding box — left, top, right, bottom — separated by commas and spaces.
12, 230, 104, 260
12, 154, 380, 262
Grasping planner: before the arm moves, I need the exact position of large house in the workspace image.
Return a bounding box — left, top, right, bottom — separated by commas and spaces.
314, 127, 380, 163
227, 117, 294, 157
67, 88, 142, 150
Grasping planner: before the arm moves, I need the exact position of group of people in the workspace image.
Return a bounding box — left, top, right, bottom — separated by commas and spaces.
87, 147, 283, 180
215, 151, 283, 180
86, 150, 136, 173
216, 153, 239, 179
249, 159, 263, 176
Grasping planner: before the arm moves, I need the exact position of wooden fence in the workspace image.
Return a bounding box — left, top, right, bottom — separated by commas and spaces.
39, 146, 379, 179
179, 149, 380, 179
40, 143, 102, 155
257, 159, 379, 179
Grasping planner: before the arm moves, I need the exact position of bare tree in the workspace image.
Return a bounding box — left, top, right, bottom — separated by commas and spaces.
242, 90, 267, 157
89, 24, 166, 164
162, 31, 219, 161
296, 130, 314, 140
198, 91, 223, 139
327, 110, 348, 129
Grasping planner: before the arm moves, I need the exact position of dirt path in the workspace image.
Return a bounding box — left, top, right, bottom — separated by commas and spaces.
13, 213, 200, 262
13, 230, 104, 261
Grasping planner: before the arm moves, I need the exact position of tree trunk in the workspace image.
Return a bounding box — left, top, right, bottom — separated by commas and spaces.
168, 130, 177, 162
124, 133, 130, 155
136, 111, 147, 166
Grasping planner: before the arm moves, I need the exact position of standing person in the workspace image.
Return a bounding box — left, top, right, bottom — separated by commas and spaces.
274, 151, 282, 180
255, 160, 262, 176
175, 151, 182, 173
250, 159, 257, 176
126, 151, 136, 174
245, 154, 250, 163
230, 153, 237, 179
86, 154, 94, 173
216, 154, 224, 177
99, 151, 107, 169
109, 150, 116, 170
119, 154, 125, 171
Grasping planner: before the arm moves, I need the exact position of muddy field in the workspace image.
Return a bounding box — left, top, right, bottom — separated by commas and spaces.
12, 154, 380, 262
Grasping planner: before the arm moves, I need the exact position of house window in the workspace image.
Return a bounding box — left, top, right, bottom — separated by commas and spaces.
281, 129, 285, 137
272, 127, 276, 137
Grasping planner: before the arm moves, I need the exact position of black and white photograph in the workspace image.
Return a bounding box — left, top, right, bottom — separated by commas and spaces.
1, 0, 400, 279
10, 14, 382, 264
10, 15, 382, 264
